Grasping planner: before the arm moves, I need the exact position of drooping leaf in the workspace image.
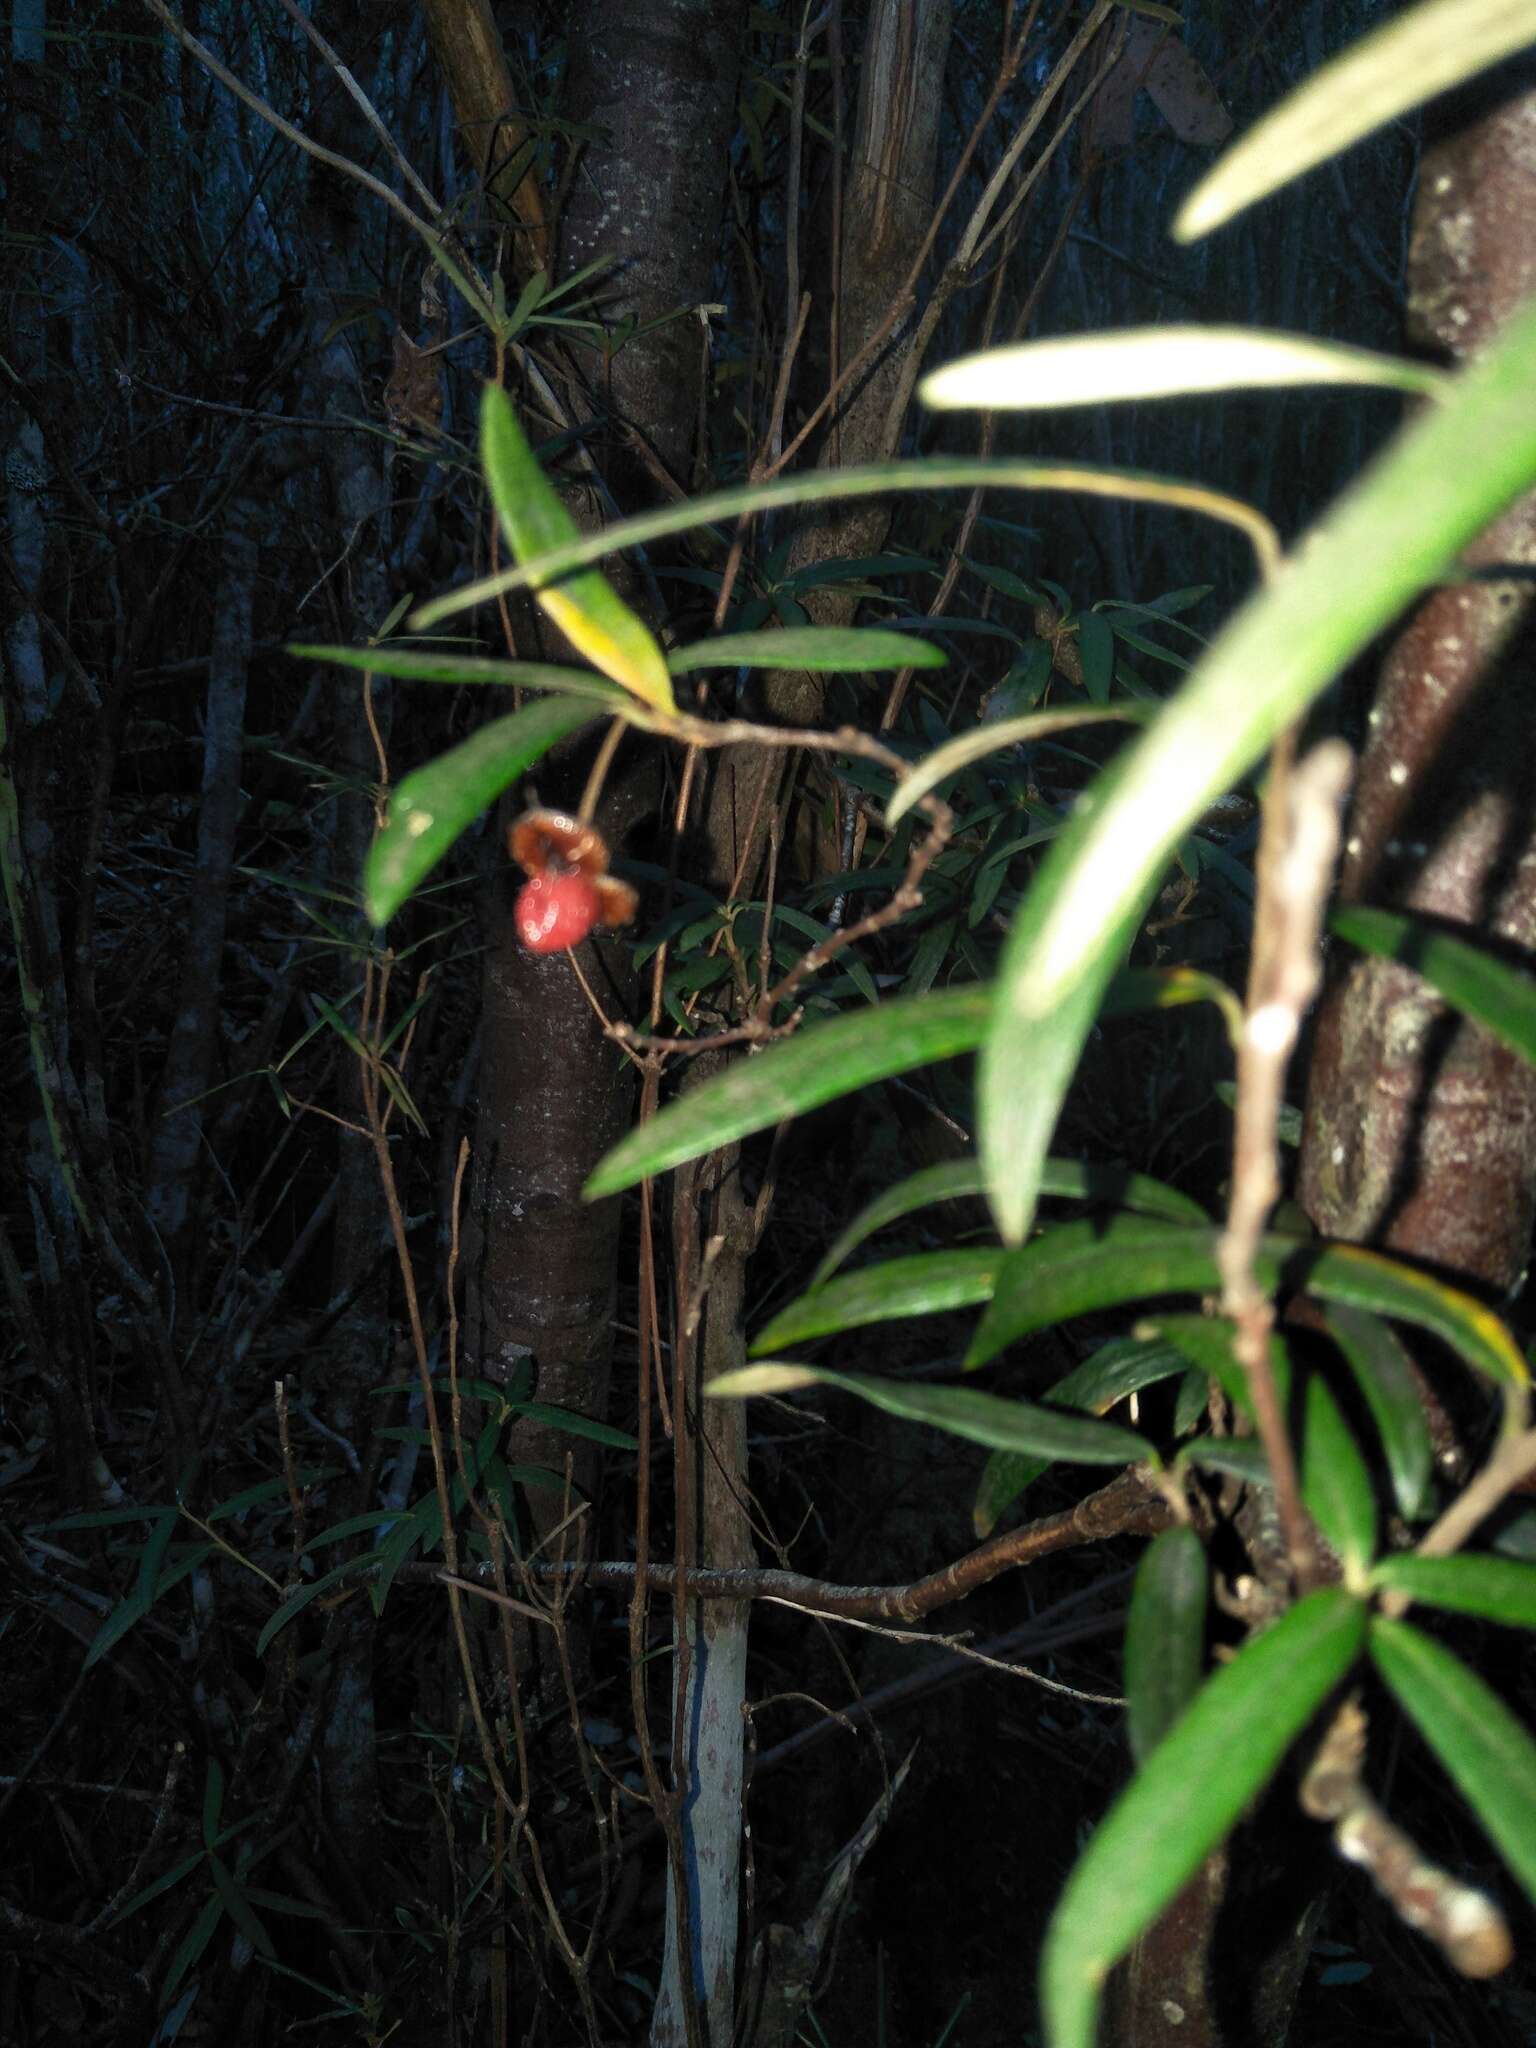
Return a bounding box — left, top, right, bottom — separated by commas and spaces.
1370, 1553, 1536, 1632
480, 384, 676, 712
815, 1157, 1206, 1287
1330, 903, 1536, 1068
1300, 1374, 1377, 1579
288, 642, 627, 700
1174, 0, 1536, 242
973, 1335, 1189, 1535
1302, 1243, 1527, 1390
364, 698, 599, 924
921, 328, 1445, 411
977, 292, 1536, 1245
1124, 1527, 1208, 1763
884, 705, 1151, 826
668, 627, 946, 675
1370, 1615, 1536, 1907
1076, 610, 1116, 704
706, 1361, 1150, 1468
1042, 1589, 1367, 2048
1323, 1304, 1433, 1521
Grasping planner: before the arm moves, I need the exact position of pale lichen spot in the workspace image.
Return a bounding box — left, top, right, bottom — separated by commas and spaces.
1388, 762, 1408, 786
405, 808, 434, 837
1331, 1143, 1345, 1167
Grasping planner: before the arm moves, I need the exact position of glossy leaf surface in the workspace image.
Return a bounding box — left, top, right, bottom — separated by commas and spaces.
1042, 1589, 1366, 2048
365, 698, 599, 925
978, 292, 1536, 1246
707, 1361, 1149, 1467
1124, 1527, 1208, 1763
1371, 1554, 1536, 1631
481, 384, 675, 712
1323, 1304, 1432, 1521
288, 643, 627, 700
668, 627, 945, 675
1370, 1616, 1536, 1906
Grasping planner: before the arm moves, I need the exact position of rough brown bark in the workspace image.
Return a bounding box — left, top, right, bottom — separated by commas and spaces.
1298, 72, 1536, 1293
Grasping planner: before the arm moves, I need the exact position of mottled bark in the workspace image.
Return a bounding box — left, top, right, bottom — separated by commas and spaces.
1299, 72, 1536, 1294
464, 0, 744, 1523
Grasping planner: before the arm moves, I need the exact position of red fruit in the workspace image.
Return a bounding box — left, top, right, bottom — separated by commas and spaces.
515, 869, 601, 954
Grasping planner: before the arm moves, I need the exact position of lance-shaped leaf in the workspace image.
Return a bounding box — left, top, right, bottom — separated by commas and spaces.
365, 698, 599, 925
1324, 1304, 1432, 1521
977, 291, 1536, 1246
1042, 1589, 1367, 2048
1330, 903, 1536, 1068
1300, 1373, 1377, 1580
886, 706, 1151, 826
288, 642, 628, 701
706, 1361, 1150, 1468
668, 627, 946, 675
752, 1248, 1004, 1354
585, 967, 1251, 1201
481, 384, 676, 713
1370, 1554, 1536, 1632
1125, 1527, 1208, 1763
1370, 1616, 1536, 1907
922, 328, 1444, 412
815, 1158, 1205, 1288
974, 1335, 1188, 1536
1175, 0, 1536, 242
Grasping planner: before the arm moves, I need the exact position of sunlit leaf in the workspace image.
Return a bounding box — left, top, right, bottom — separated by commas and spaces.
364, 698, 599, 924
480, 384, 676, 712
1175, 0, 1536, 242
287, 642, 627, 700
1371, 1554, 1536, 1632
1324, 1304, 1432, 1521
1370, 1616, 1536, 1906
1330, 903, 1536, 1068
973, 1335, 1189, 1536
815, 1157, 1206, 1286
1042, 1590, 1366, 2048
886, 706, 1151, 827
921, 328, 1444, 412
1300, 1374, 1377, 1578
707, 1361, 1150, 1467
1125, 1527, 1208, 1763
978, 292, 1536, 1245
668, 627, 945, 675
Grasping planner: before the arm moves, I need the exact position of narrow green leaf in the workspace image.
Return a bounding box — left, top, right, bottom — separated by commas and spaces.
708, 1361, 1150, 1467
752, 1249, 1003, 1353
1076, 610, 1116, 704
974, 1336, 1189, 1535
815, 1157, 1207, 1287
84, 1510, 177, 1670
510, 1399, 639, 1451
162, 1892, 224, 2005
1324, 1304, 1433, 1520
1042, 1589, 1366, 2048
1371, 1615, 1536, 1906
584, 988, 991, 1197
1302, 1243, 1527, 1390
1125, 1528, 1208, 1763
287, 643, 627, 700
1177, 1437, 1272, 1488
256, 1555, 375, 1658
365, 698, 598, 925
886, 706, 1149, 826
412, 456, 1276, 630
584, 968, 1252, 1201
1175, 0, 1536, 241
1330, 903, 1536, 1068
207, 1852, 275, 1959
922, 328, 1445, 412
668, 627, 945, 675
480, 386, 675, 712
1371, 1554, 1536, 1631
980, 292, 1536, 1246
967, 1220, 1232, 1372
1300, 1374, 1377, 1578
